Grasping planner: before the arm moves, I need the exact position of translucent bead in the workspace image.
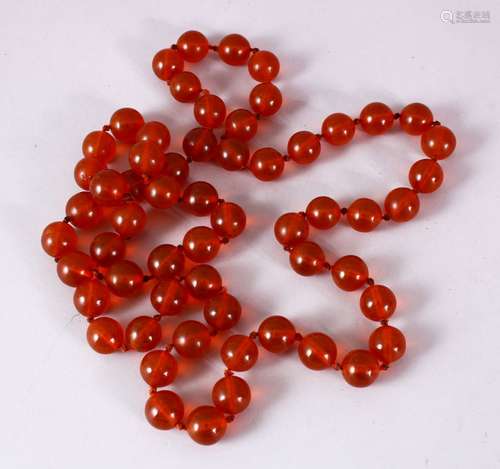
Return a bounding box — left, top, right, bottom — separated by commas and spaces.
217, 138, 250, 170
87, 317, 124, 354
341, 350, 380, 387
144, 175, 181, 209
173, 320, 211, 358
122, 169, 145, 201
287, 131, 321, 164
182, 226, 220, 262
151, 279, 188, 316
409, 159, 444, 193
224, 109, 258, 141
321, 113, 355, 145
129, 141, 166, 178
274, 212, 309, 246
182, 127, 218, 162
359, 102, 394, 135
248, 50, 280, 82
169, 71, 201, 103
221, 335, 258, 371
145, 390, 184, 430
89, 169, 129, 206
384, 187, 420, 222
369, 325, 406, 363
90, 232, 125, 266
109, 108, 144, 144
162, 152, 189, 183
126, 316, 162, 352
298, 332, 337, 370
204, 292, 242, 330
57, 251, 96, 286
258, 315, 296, 353
186, 406, 227, 445
249, 82, 282, 116
137, 121, 171, 152
140, 350, 178, 387
305, 196, 341, 229
152, 49, 184, 81
184, 264, 222, 299
212, 375, 251, 414
421, 126, 456, 160
147, 244, 185, 279
346, 198, 383, 232
194, 94, 226, 128
181, 181, 218, 216
74, 158, 106, 190
176, 30, 209, 63
73, 279, 110, 318
289, 241, 325, 276
104, 260, 144, 297
210, 201, 246, 238
65, 191, 103, 229
218, 33, 251, 66
82, 130, 116, 163
249, 147, 285, 181
111, 202, 146, 238
360, 284, 397, 321
331, 255, 368, 291
399, 103, 433, 135
41, 221, 77, 257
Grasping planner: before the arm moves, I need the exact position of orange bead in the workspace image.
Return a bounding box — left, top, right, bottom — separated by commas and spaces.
181, 181, 218, 216
89, 169, 129, 206
144, 175, 181, 209
359, 102, 394, 136
140, 350, 178, 387
86, 317, 124, 354
369, 325, 406, 364
298, 332, 337, 370
287, 131, 321, 164
186, 406, 227, 445
182, 226, 220, 263
173, 320, 211, 358
341, 350, 380, 387
184, 264, 222, 299
399, 103, 433, 135
73, 279, 110, 318
194, 94, 226, 128
217, 138, 250, 170
321, 113, 356, 145
409, 159, 444, 193
111, 202, 146, 238
65, 191, 103, 229
305, 196, 341, 230
258, 315, 296, 353
221, 335, 258, 371
384, 187, 420, 222
57, 251, 96, 287
331, 255, 368, 291
162, 152, 189, 183
218, 33, 251, 66
249, 82, 282, 116
248, 50, 280, 82
151, 279, 188, 316
421, 125, 456, 160
289, 241, 325, 276
104, 260, 143, 297
169, 71, 201, 103
136, 121, 171, 152
212, 375, 251, 414
249, 147, 285, 181
204, 292, 242, 331
176, 30, 209, 63
274, 212, 309, 246
126, 316, 162, 352
346, 198, 383, 232
82, 130, 116, 163
152, 48, 184, 81
41, 221, 77, 257
210, 201, 246, 238
182, 127, 218, 162
122, 169, 145, 201
225, 109, 258, 141
147, 244, 185, 279
90, 232, 125, 266
74, 158, 106, 190
360, 284, 397, 321
145, 390, 184, 430
109, 108, 144, 144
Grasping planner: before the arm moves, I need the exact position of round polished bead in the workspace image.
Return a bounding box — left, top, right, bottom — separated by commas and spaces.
181, 181, 218, 216
145, 390, 184, 430
248, 50, 280, 82
289, 241, 325, 276
298, 332, 337, 370
409, 159, 444, 193
184, 264, 222, 299
136, 121, 171, 152
104, 260, 144, 297
122, 169, 145, 201
369, 325, 406, 364
176, 30, 209, 63
162, 152, 189, 183
109, 108, 144, 144
346, 198, 383, 232
182, 226, 220, 263
249, 82, 282, 116
57, 251, 96, 287
144, 175, 181, 209
274, 212, 309, 246
218, 33, 251, 66
305, 196, 341, 230
212, 375, 251, 414
359, 102, 394, 135
249, 147, 284, 181
65, 191, 103, 229
210, 202, 246, 238
221, 335, 258, 371
90, 232, 126, 266
194, 94, 226, 128
111, 202, 146, 238
74, 158, 106, 190
287, 131, 321, 164
341, 350, 380, 387
360, 284, 397, 321
73, 279, 110, 318
400, 103, 433, 135
140, 350, 178, 387
89, 169, 129, 206
182, 127, 218, 162
151, 279, 188, 316
258, 315, 296, 353
126, 316, 162, 352
86, 317, 124, 354
152, 48, 184, 81
384, 187, 420, 222
204, 292, 241, 331
186, 406, 227, 446
321, 113, 356, 145
421, 126, 456, 160
41, 221, 77, 257
129, 141, 166, 178
82, 130, 116, 163
173, 320, 211, 358
147, 244, 185, 279
331, 255, 369, 291
169, 71, 201, 103
217, 138, 250, 170
224, 109, 258, 141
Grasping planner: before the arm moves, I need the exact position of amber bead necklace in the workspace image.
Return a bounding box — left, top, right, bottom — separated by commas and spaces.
41, 30, 457, 445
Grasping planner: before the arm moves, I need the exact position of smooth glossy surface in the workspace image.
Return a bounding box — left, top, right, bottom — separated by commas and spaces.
305, 196, 341, 230
346, 198, 383, 232
289, 241, 325, 276
248, 50, 280, 82
274, 212, 309, 246
173, 320, 211, 358
73, 279, 110, 318
104, 260, 144, 297
258, 315, 296, 353
176, 30, 209, 63
249, 147, 284, 181
210, 201, 246, 238
140, 350, 178, 387
169, 71, 202, 103
129, 141, 166, 177
212, 375, 251, 414
65, 191, 102, 229
90, 232, 125, 266
341, 350, 380, 387
150, 279, 188, 316
86, 317, 124, 354
186, 406, 227, 445
125, 316, 162, 352
89, 169, 129, 206
359, 102, 394, 135
147, 244, 185, 279
194, 94, 226, 128
56, 251, 96, 286
224, 109, 258, 141
369, 325, 406, 364
218, 33, 251, 66
287, 131, 321, 164
221, 335, 259, 371
145, 390, 184, 430
360, 284, 397, 321
331, 255, 369, 291
183, 127, 218, 162
152, 49, 184, 81
144, 175, 181, 209
122, 169, 145, 201
137, 121, 171, 152
218, 138, 250, 170
109, 108, 144, 144
321, 113, 355, 145
181, 181, 218, 216
41, 221, 77, 257
162, 152, 190, 183
409, 159, 444, 193
111, 202, 146, 238
182, 226, 221, 262
298, 332, 337, 370
384, 187, 420, 222
184, 264, 222, 299
82, 130, 116, 163
400, 103, 433, 135
204, 292, 242, 330
421, 125, 456, 159
249, 82, 282, 116
74, 158, 106, 190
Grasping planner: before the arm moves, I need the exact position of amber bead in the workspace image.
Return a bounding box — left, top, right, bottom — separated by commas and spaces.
212, 375, 251, 414
184, 264, 222, 299
421, 125, 456, 160
249, 82, 282, 117
341, 350, 380, 387
258, 315, 296, 353
86, 317, 124, 354
218, 33, 251, 66
122, 169, 145, 201
140, 350, 178, 387
89, 169, 129, 206
194, 94, 226, 128
82, 130, 116, 163
152, 48, 184, 81
104, 260, 143, 297
182, 127, 218, 162
186, 406, 227, 446
151, 279, 188, 316
145, 390, 184, 430
57, 251, 96, 287
359, 102, 394, 136
346, 198, 383, 232
65, 191, 102, 229
274, 212, 309, 246
173, 320, 211, 358
73, 279, 110, 318
249, 147, 285, 181
126, 316, 162, 352
400, 103, 433, 135
109, 108, 144, 144
221, 335, 258, 371
287, 131, 321, 164
90, 232, 125, 266
210, 202, 246, 238
218, 138, 250, 170
176, 30, 209, 63
41, 221, 77, 257
182, 226, 220, 263
409, 159, 444, 193
147, 244, 185, 279
305, 196, 341, 230
169, 71, 201, 103
137, 121, 171, 152
360, 284, 397, 321
204, 292, 241, 331
248, 50, 280, 82
129, 141, 165, 178
289, 241, 325, 276
298, 332, 337, 370
144, 175, 181, 209
331, 255, 369, 291
321, 113, 356, 145
162, 152, 189, 183
369, 325, 406, 364
111, 202, 146, 238
225, 109, 258, 142
181, 181, 218, 216
74, 158, 106, 190
384, 187, 420, 222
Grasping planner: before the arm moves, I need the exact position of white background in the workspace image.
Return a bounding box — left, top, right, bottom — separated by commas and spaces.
1, 0, 500, 467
